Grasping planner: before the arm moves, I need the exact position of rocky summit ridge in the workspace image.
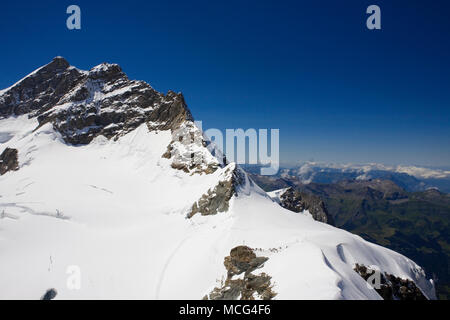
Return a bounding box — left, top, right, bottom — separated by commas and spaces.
0, 57, 194, 145
0, 57, 223, 176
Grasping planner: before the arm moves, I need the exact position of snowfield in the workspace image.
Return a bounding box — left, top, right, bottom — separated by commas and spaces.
0, 115, 436, 300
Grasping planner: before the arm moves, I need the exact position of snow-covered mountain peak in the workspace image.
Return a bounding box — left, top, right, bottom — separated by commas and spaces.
0, 58, 191, 142
0, 59, 437, 300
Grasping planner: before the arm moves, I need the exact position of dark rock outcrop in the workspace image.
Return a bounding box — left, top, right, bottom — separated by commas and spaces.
40, 288, 57, 300
277, 187, 334, 225
0, 57, 80, 118
205, 246, 276, 300
188, 165, 245, 218
354, 263, 427, 300
0, 148, 19, 175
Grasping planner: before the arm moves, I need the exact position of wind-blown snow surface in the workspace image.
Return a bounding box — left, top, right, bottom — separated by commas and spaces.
0, 116, 435, 299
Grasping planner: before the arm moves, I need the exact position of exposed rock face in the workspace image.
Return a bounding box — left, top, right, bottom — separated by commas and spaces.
354, 263, 427, 300
0, 57, 81, 118
275, 187, 334, 225
188, 164, 245, 218
0, 57, 193, 145
0, 148, 19, 175
205, 246, 276, 300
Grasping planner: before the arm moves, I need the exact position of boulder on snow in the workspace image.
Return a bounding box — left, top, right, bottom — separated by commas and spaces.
0, 147, 19, 175
276, 187, 334, 225
188, 165, 245, 218
205, 246, 276, 300
40, 288, 57, 300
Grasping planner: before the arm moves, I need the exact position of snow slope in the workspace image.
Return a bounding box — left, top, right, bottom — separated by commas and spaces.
0, 115, 436, 300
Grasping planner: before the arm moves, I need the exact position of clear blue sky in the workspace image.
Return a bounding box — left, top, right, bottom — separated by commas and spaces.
0, 0, 449, 167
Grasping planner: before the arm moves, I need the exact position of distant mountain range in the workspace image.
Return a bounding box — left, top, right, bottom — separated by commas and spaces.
249, 169, 450, 300
245, 162, 450, 193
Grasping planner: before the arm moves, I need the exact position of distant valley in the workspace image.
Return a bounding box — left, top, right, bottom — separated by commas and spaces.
248, 164, 450, 299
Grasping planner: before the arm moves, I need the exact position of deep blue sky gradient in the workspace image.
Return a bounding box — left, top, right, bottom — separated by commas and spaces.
0, 0, 449, 166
